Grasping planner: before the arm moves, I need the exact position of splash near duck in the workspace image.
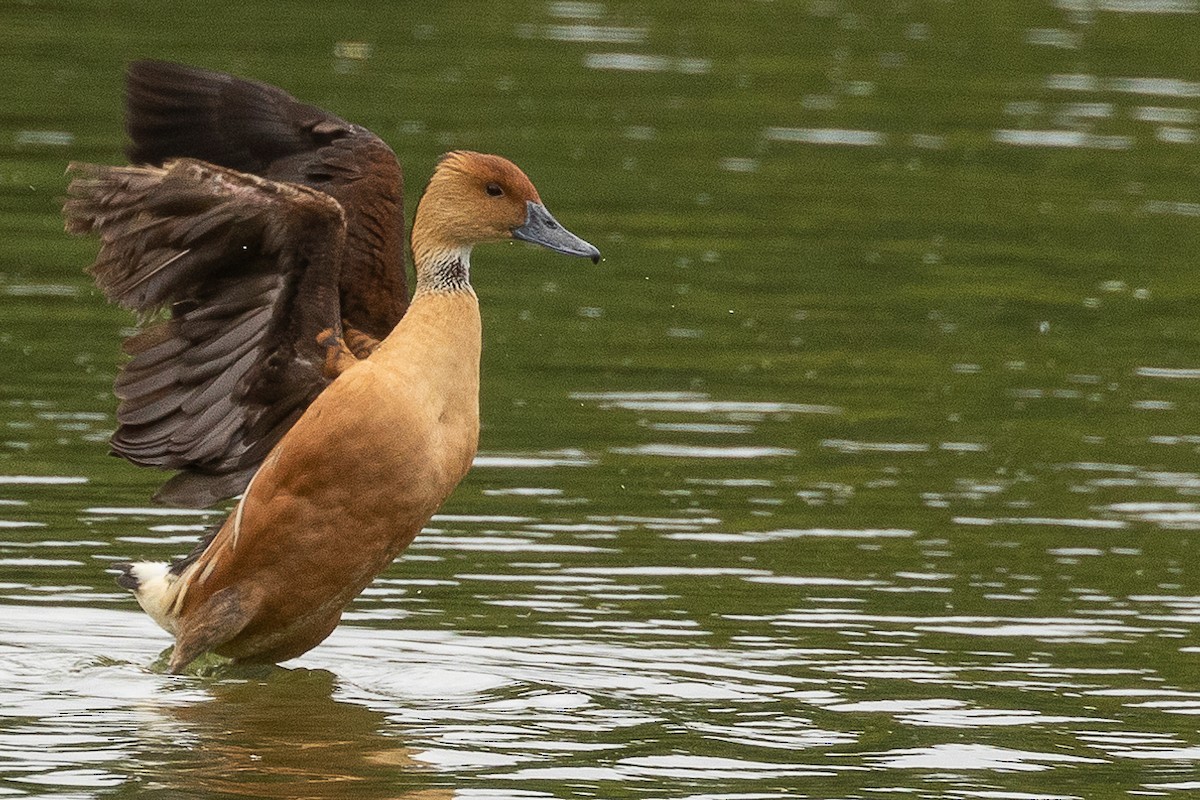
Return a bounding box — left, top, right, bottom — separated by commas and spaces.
63, 61, 600, 672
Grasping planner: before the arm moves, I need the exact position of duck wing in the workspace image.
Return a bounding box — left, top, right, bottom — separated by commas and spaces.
65, 159, 349, 508
125, 59, 408, 341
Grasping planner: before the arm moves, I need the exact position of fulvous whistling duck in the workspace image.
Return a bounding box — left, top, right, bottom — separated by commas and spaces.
63, 62, 600, 672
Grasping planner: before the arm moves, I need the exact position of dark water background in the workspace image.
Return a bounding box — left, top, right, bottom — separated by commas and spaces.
4, 1, 1200, 797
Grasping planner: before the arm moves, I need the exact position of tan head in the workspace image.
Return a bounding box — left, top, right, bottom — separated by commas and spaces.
412, 151, 599, 272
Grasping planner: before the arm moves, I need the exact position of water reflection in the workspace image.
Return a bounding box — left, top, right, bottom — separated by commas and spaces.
863, 742, 1106, 772
0, 607, 438, 798
146, 671, 447, 800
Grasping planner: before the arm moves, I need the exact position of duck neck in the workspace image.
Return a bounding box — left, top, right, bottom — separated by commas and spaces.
373, 246, 482, 368
411, 188, 475, 297
412, 247, 474, 297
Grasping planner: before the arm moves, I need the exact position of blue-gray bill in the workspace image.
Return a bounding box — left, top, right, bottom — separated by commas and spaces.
513, 201, 601, 264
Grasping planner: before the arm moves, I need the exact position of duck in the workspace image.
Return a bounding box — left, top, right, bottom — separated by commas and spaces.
63, 62, 600, 672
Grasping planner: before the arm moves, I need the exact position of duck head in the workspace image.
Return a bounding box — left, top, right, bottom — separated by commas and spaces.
413, 151, 600, 267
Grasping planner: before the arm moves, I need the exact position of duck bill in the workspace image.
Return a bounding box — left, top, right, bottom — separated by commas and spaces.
513, 201, 600, 263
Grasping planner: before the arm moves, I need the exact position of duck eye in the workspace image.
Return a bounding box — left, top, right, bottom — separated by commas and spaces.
485, 182, 504, 197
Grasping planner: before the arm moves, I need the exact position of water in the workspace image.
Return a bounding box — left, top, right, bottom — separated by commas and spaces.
3, 0, 1200, 797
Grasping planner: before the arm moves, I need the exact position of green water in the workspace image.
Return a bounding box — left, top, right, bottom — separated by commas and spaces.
4, 1, 1200, 797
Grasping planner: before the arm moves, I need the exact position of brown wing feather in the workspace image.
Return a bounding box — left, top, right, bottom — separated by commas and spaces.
125, 60, 408, 338
65, 159, 347, 508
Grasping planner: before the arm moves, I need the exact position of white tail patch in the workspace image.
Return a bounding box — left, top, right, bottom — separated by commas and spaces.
125, 561, 183, 634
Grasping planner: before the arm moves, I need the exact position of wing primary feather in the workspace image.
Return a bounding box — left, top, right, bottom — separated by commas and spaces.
126, 247, 192, 293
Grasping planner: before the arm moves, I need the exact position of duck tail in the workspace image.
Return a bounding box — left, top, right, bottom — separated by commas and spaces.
112, 561, 181, 634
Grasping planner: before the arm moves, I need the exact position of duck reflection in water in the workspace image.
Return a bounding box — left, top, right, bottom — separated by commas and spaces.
135, 667, 450, 799
64, 61, 600, 672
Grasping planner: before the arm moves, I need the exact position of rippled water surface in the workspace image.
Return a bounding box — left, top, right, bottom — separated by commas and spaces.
5, 1, 1200, 798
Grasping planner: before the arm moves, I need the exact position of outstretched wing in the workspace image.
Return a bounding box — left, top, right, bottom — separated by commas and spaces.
65, 159, 348, 508
125, 60, 408, 339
